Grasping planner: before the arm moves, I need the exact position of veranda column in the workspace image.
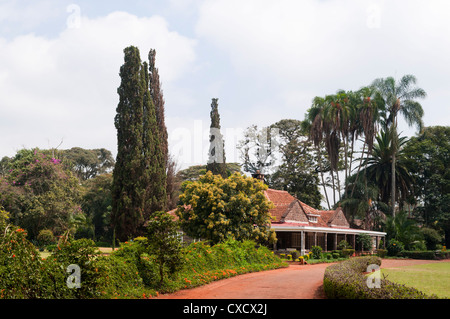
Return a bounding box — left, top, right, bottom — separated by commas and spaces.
301, 231, 305, 255
314, 232, 317, 246
334, 233, 337, 250
324, 233, 328, 252
353, 234, 356, 250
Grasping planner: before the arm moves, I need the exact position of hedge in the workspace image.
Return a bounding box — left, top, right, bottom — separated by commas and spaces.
323, 256, 438, 299
399, 250, 450, 260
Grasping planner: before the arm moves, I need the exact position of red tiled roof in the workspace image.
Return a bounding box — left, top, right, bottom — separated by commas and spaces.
264, 189, 350, 229
264, 189, 296, 221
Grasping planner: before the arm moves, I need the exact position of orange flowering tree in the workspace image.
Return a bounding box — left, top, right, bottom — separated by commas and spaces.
0, 207, 42, 298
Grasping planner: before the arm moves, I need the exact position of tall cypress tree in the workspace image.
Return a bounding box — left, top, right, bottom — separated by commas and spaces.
206, 98, 227, 177
112, 46, 166, 242
148, 49, 168, 166
142, 58, 167, 217
112, 46, 146, 242
148, 49, 173, 210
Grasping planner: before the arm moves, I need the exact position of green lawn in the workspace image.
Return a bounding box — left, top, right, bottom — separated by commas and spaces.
381, 262, 450, 298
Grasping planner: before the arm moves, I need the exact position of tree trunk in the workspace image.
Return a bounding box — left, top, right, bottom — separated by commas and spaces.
316, 145, 331, 210
351, 142, 366, 198
391, 121, 397, 217
391, 151, 396, 217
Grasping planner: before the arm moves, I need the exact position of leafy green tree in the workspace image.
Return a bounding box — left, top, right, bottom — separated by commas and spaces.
269, 119, 322, 208
206, 98, 227, 178
146, 211, 184, 288
0, 149, 82, 239
177, 171, 275, 244
112, 46, 166, 242
81, 173, 113, 242
61, 147, 114, 181
403, 126, 450, 246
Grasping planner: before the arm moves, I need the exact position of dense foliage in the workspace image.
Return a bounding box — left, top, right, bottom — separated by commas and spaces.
177, 171, 276, 244
112, 46, 166, 242
0, 149, 82, 240
0, 206, 285, 299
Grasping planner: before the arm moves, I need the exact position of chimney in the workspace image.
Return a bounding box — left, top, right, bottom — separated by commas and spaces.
251, 169, 265, 183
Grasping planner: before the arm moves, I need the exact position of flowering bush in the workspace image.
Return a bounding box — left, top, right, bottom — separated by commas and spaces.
0, 219, 43, 298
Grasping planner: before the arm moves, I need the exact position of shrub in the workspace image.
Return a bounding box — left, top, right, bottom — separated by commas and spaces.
311, 246, 322, 259
387, 239, 404, 257
0, 224, 43, 298
376, 249, 387, 258
341, 249, 355, 258
420, 227, 442, 251
44, 238, 104, 299
399, 251, 436, 260
338, 240, 350, 250
146, 211, 185, 288
323, 256, 437, 299
290, 250, 300, 261
332, 252, 340, 259
357, 234, 373, 251
37, 229, 55, 247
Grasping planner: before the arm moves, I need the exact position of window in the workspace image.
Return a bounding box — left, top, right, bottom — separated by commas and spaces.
308, 215, 318, 223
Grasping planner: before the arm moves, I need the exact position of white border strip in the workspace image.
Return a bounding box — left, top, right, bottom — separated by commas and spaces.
271, 225, 386, 236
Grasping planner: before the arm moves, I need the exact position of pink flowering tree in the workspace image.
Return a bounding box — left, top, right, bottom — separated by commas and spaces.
0, 148, 82, 240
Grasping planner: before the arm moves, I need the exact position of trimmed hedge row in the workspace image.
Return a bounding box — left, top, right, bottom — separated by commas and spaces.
399, 250, 450, 260
323, 256, 438, 299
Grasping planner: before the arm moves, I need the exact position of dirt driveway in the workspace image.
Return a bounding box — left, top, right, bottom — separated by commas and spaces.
157, 259, 449, 299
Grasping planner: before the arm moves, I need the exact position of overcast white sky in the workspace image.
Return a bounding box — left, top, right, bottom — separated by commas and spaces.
0, 0, 449, 170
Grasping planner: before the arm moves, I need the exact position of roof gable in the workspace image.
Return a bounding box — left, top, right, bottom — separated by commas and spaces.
280, 200, 309, 224
326, 207, 349, 228
264, 189, 350, 229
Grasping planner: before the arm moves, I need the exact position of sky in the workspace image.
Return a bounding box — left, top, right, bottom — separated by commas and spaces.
0, 0, 449, 171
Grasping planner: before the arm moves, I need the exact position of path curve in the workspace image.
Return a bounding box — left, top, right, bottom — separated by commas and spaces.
157, 259, 449, 299
158, 263, 332, 299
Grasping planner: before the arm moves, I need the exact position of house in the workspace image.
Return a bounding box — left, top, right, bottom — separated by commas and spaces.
264, 188, 386, 255
170, 171, 386, 253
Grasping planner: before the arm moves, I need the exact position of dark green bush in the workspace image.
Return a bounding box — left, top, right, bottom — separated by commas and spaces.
387, 239, 404, 256
323, 256, 437, 299
420, 227, 442, 250
341, 249, 355, 258
290, 250, 300, 261
399, 251, 436, 260
376, 249, 387, 258
311, 246, 322, 259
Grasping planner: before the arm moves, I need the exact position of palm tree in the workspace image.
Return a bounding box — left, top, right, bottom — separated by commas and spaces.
362, 129, 414, 209
303, 97, 332, 209
371, 75, 426, 216
349, 86, 385, 198
385, 210, 421, 250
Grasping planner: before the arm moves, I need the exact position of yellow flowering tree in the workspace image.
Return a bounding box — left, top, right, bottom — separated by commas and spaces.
177, 171, 276, 245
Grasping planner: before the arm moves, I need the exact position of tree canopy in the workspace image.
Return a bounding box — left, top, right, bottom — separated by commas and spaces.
177, 171, 275, 244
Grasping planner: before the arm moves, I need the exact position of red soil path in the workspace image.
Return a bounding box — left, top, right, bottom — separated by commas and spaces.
157, 259, 449, 299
